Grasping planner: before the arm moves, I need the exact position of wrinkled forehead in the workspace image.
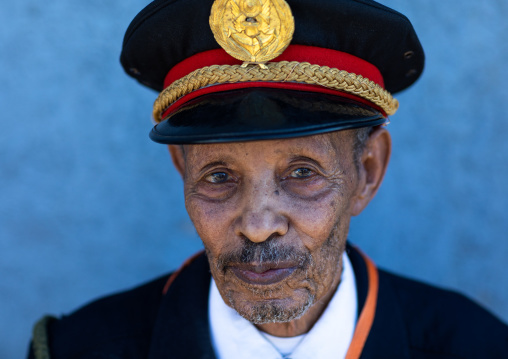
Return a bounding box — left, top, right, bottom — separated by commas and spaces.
181, 130, 357, 170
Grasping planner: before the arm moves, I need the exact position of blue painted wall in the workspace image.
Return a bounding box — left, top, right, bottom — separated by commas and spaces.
1, 0, 507, 357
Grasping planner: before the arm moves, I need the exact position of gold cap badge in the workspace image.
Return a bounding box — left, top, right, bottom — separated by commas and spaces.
210, 0, 295, 67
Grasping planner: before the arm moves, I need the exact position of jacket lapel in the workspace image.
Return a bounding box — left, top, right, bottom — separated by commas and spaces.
347, 245, 411, 358
148, 253, 216, 359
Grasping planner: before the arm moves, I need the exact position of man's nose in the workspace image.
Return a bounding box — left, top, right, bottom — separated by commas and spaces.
234, 184, 289, 243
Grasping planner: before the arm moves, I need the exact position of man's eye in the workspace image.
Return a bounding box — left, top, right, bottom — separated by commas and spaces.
290, 168, 313, 178
205, 172, 229, 183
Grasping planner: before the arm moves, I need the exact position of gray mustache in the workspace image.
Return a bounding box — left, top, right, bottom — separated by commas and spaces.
215, 236, 311, 271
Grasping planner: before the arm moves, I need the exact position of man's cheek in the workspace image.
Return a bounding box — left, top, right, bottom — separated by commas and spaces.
287, 202, 342, 243
187, 199, 229, 232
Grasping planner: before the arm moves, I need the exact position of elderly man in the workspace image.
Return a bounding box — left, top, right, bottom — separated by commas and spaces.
28, 0, 508, 358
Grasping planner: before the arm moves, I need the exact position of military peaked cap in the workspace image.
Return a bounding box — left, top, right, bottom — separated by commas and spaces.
121, 0, 424, 144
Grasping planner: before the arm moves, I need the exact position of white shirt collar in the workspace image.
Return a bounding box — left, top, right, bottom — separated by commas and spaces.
209, 252, 357, 359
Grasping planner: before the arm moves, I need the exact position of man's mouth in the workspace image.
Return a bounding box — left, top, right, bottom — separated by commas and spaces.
230, 263, 297, 285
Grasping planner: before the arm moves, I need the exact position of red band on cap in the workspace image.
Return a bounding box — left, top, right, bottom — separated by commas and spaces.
161, 81, 387, 119
164, 45, 384, 88
162, 45, 386, 119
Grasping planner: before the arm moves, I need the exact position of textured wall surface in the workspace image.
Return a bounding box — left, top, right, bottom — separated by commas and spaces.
2, 0, 508, 357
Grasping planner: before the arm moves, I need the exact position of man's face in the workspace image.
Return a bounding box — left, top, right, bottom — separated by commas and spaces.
178, 131, 364, 324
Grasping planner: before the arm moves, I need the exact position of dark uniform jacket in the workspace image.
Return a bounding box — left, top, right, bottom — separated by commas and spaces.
28, 246, 508, 358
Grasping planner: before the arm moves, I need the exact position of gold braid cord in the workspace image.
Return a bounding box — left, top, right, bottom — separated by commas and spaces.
153, 61, 398, 122
32, 315, 55, 359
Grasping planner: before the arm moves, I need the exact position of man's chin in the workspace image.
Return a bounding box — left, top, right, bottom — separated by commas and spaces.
226, 292, 316, 324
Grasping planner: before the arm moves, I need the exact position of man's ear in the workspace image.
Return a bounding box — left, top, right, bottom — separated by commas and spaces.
168, 145, 186, 178
351, 126, 391, 216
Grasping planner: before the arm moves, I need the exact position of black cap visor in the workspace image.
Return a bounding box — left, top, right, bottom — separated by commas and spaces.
149, 88, 386, 144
